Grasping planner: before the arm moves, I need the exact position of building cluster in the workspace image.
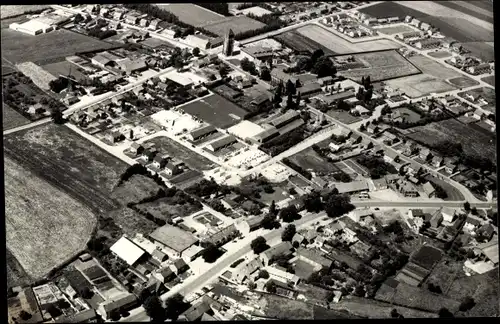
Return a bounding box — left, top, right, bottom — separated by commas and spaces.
9, 9, 72, 35
321, 12, 377, 38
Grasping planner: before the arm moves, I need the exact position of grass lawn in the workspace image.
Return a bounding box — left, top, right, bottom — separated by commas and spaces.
200, 16, 266, 37
111, 175, 162, 205
289, 147, 340, 175
41, 59, 87, 81
462, 42, 495, 62
108, 207, 158, 237
408, 55, 462, 80
261, 294, 314, 319
481, 75, 495, 87
395, 107, 422, 123
136, 196, 203, 222
1, 28, 115, 65
2, 103, 30, 130
4, 123, 129, 215
257, 184, 291, 205
144, 136, 216, 171
327, 109, 362, 124
274, 30, 336, 55
5, 157, 96, 279
376, 25, 416, 35
359, 2, 430, 20
386, 74, 455, 98
448, 76, 480, 88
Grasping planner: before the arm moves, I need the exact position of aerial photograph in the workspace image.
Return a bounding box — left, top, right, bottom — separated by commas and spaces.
2, 1, 498, 322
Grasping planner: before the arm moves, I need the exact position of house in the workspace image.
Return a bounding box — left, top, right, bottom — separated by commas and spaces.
444, 161, 457, 174
486, 189, 497, 201
239, 215, 265, 233
476, 224, 495, 241
334, 181, 369, 195
400, 182, 419, 197
463, 216, 482, 233
178, 296, 215, 321
422, 181, 436, 198
153, 154, 170, 169
117, 58, 148, 75
110, 236, 147, 266
343, 228, 358, 243
173, 258, 189, 274
54, 309, 98, 323
431, 155, 444, 168
154, 267, 176, 283
261, 241, 293, 266
265, 266, 301, 285
97, 293, 138, 320
467, 63, 490, 75
201, 224, 239, 247
441, 207, 456, 223
251, 93, 271, 107
420, 22, 431, 31
297, 247, 333, 270
383, 150, 399, 163
292, 233, 306, 245
429, 210, 443, 228
232, 257, 262, 284
351, 105, 370, 116
317, 76, 334, 86
142, 147, 158, 162
350, 208, 374, 223
366, 124, 379, 134
139, 18, 149, 27
418, 148, 432, 161
415, 39, 441, 49
148, 18, 161, 30
165, 161, 182, 176
312, 176, 328, 189
298, 82, 322, 98
148, 224, 199, 258
372, 178, 388, 190
473, 109, 485, 120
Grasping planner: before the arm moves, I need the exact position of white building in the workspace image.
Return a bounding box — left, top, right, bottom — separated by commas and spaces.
10, 19, 54, 35
110, 236, 147, 266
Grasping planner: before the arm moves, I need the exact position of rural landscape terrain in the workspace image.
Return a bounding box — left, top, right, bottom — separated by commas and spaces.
2, 1, 498, 323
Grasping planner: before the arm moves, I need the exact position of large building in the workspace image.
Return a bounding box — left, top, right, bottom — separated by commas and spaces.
223, 29, 235, 56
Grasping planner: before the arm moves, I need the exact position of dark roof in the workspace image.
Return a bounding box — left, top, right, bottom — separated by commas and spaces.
181, 299, 211, 321
189, 125, 216, 139
101, 294, 137, 313
207, 135, 237, 150
174, 258, 188, 270
83, 265, 108, 281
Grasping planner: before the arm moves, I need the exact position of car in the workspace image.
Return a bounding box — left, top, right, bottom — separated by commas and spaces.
374, 207, 379, 210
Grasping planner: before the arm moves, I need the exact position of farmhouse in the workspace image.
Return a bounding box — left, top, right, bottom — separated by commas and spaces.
261, 241, 293, 266
110, 236, 147, 266
205, 135, 237, 152
149, 224, 199, 258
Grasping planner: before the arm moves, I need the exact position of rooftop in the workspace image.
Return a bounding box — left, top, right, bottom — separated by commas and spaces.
149, 224, 199, 253
110, 236, 146, 266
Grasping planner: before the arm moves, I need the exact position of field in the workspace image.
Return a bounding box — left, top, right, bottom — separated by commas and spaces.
199, 16, 266, 37
407, 55, 461, 80
427, 51, 452, 59
41, 59, 87, 81
136, 197, 203, 223
143, 136, 215, 171
181, 94, 248, 129
461, 42, 495, 62
3, 103, 30, 130
448, 77, 480, 88
418, 16, 493, 43
156, 3, 225, 27
394, 107, 422, 123
481, 75, 495, 87
435, 0, 493, 24
108, 207, 158, 237
326, 110, 362, 124
406, 118, 496, 161
376, 25, 416, 35
295, 25, 401, 54
289, 147, 340, 175
7, 248, 32, 289
3, 123, 129, 215
1, 27, 115, 65
0, 5, 51, 19
336, 50, 420, 82
385, 74, 455, 98
111, 175, 162, 205
261, 294, 313, 319
5, 157, 96, 279
274, 31, 335, 55
359, 2, 430, 19
424, 258, 465, 295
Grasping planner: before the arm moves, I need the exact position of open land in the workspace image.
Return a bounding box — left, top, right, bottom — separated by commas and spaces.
274, 31, 335, 55
376, 25, 416, 35
394, 107, 421, 123
326, 110, 362, 124
156, 3, 225, 27
359, 2, 430, 20
408, 55, 461, 80
136, 197, 202, 223
199, 16, 266, 37
289, 147, 340, 175
421, 16, 493, 42
181, 94, 248, 129
295, 25, 401, 54
0, 5, 51, 19
432, 0, 493, 24
336, 50, 420, 82
111, 175, 162, 205
448, 77, 480, 88
3, 123, 129, 215
108, 207, 158, 237
385, 74, 455, 98
481, 75, 495, 87
3, 103, 31, 131
407, 118, 496, 162
41, 59, 87, 81
142, 136, 215, 171
1, 26, 115, 65
5, 156, 96, 279
259, 293, 313, 319
6, 248, 32, 289
461, 42, 495, 62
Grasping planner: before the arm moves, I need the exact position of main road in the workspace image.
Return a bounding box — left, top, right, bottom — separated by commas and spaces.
352, 199, 495, 209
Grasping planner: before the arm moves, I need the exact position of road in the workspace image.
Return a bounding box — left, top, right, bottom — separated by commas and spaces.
122, 210, 329, 322
352, 200, 496, 209
3, 118, 52, 136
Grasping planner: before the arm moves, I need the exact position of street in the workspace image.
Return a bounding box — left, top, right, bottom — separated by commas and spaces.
352, 200, 496, 209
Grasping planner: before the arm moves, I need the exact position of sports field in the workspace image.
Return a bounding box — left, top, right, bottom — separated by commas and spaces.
295, 25, 401, 54
1, 27, 114, 65
181, 94, 248, 129
385, 74, 455, 98
5, 157, 96, 279
157, 3, 225, 27
336, 50, 420, 82
274, 30, 335, 55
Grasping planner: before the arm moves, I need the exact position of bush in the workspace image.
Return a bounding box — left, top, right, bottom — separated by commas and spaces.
251, 236, 269, 254
259, 269, 270, 279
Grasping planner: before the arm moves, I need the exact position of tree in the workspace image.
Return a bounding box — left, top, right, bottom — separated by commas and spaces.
262, 213, 277, 230
260, 67, 271, 81
303, 191, 323, 213
192, 47, 200, 56
219, 65, 230, 78
80, 286, 94, 299
259, 269, 270, 279
19, 310, 32, 321
269, 200, 278, 216
209, 199, 226, 212
471, 207, 478, 215
296, 92, 302, 107
109, 309, 121, 322
325, 193, 355, 219
265, 280, 277, 293
279, 205, 300, 223
390, 309, 401, 318
144, 295, 165, 322
251, 236, 269, 254
312, 56, 336, 77
293, 241, 300, 248
438, 308, 454, 318
286, 92, 295, 110
74, 13, 84, 23
202, 243, 221, 263
165, 293, 189, 320
286, 79, 296, 96
282, 224, 296, 242
459, 296, 475, 312
359, 124, 366, 131
248, 279, 256, 290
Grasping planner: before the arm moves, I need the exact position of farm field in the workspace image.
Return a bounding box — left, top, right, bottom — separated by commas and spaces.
461, 42, 495, 62
41, 59, 87, 81
385, 74, 455, 98
407, 118, 496, 162
359, 2, 430, 20
200, 16, 266, 37
156, 3, 225, 27
274, 30, 335, 55
7, 248, 32, 289
295, 25, 401, 54
1, 27, 115, 65
336, 50, 420, 82
407, 55, 462, 80
434, 0, 493, 24
416, 16, 493, 43
3, 123, 129, 215
0, 5, 51, 19
289, 147, 340, 175
3, 103, 30, 130
481, 75, 495, 87
376, 25, 416, 35
142, 136, 215, 171
5, 156, 96, 279
427, 51, 452, 59
448, 77, 480, 88
261, 293, 313, 319
181, 93, 248, 129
